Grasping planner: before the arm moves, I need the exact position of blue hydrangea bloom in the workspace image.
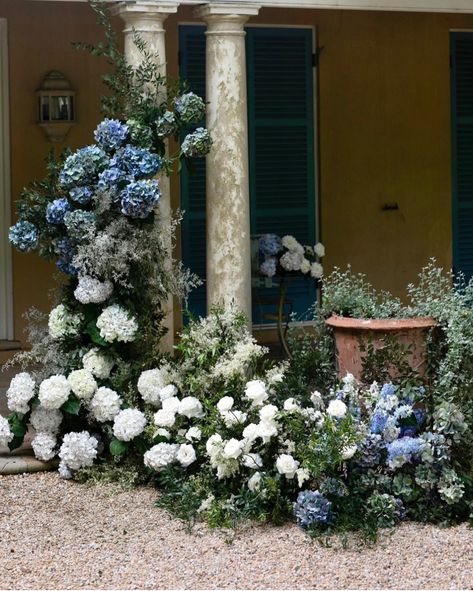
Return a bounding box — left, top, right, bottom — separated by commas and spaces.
98, 167, 129, 189
259, 233, 282, 256
94, 118, 129, 152
294, 490, 334, 529
56, 257, 78, 276
380, 383, 396, 399
260, 257, 277, 277
181, 128, 213, 158
370, 410, 388, 434
9, 221, 38, 252
54, 237, 75, 257
387, 436, 425, 468
59, 145, 109, 189
120, 179, 161, 219
173, 92, 205, 124
413, 407, 426, 426
111, 145, 162, 179
69, 186, 93, 205
46, 198, 71, 224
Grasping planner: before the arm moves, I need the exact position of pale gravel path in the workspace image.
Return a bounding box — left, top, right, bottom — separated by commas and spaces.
0, 473, 472, 590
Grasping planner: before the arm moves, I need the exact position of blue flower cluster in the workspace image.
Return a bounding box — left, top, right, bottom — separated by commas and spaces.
181, 128, 213, 158
387, 436, 425, 468
120, 179, 161, 219
9, 221, 38, 252
53, 236, 77, 276
260, 258, 277, 278
319, 477, 348, 498
69, 186, 93, 205
97, 167, 129, 190
64, 210, 96, 240
156, 111, 178, 138
259, 233, 282, 256
111, 145, 163, 179
59, 145, 109, 189
294, 490, 334, 529
356, 434, 386, 468
94, 118, 129, 152
46, 198, 71, 224
174, 92, 205, 125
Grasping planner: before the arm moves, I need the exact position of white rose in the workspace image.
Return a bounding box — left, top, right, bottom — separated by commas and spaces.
341, 445, 357, 460
185, 427, 202, 442
248, 471, 262, 492
283, 398, 300, 412
159, 384, 178, 401
217, 396, 234, 413
222, 410, 247, 427
223, 438, 243, 460
257, 420, 278, 443
327, 399, 348, 419
244, 380, 268, 407
242, 453, 263, 469
259, 404, 279, 421
276, 454, 300, 479
177, 444, 197, 467
242, 423, 259, 442
153, 408, 176, 428
178, 396, 204, 418
314, 242, 325, 258
162, 396, 180, 413
155, 428, 171, 439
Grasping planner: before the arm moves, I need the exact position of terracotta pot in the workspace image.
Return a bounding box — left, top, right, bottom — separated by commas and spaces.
325, 315, 437, 381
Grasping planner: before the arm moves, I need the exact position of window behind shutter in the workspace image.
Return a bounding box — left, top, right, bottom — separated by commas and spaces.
451, 33, 473, 280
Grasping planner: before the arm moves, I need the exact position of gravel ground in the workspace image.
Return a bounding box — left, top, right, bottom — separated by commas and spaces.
0, 473, 472, 590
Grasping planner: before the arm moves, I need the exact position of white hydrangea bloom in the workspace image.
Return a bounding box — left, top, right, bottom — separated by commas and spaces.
314, 242, 325, 257
59, 431, 98, 471
113, 408, 147, 442
159, 384, 178, 401
67, 369, 97, 401
177, 443, 197, 467
6, 372, 36, 414
154, 408, 176, 428
90, 387, 121, 422
217, 396, 234, 413
58, 460, 72, 479
30, 407, 62, 435
178, 396, 204, 419
281, 235, 303, 253
327, 399, 348, 419
280, 251, 303, 272
310, 262, 323, 279
244, 380, 268, 407
38, 375, 71, 410
0, 416, 13, 448
31, 432, 57, 461
185, 427, 202, 442
162, 397, 181, 413
137, 367, 172, 406
48, 304, 83, 339
96, 304, 138, 343
223, 438, 244, 460
82, 348, 114, 379
248, 471, 262, 492
242, 453, 263, 469
144, 443, 179, 471
276, 454, 300, 479
74, 275, 113, 304
300, 258, 311, 274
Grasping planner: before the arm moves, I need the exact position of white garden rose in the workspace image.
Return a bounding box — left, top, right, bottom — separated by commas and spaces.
259, 404, 279, 421
276, 454, 300, 479
222, 410, 247, 427
177, 443, 197, 467
300, 258, 311, 274
244, 380, 268, 407
185, 427, 202, 442
96, 304, 138, 343
90, 387, 121, 422
155, 428, 171, 439
257, 420, 278, 443
242, 423, 259, 442
162, 397, 181, 413
31, 432, 57, 461
144, 443, 179, 471
283, 398, 300, 412
30, 407, 62, 435
0, 416, 13, 448
223, 438, 244, 460
341, 445, 357, 460
6, 372, 36, 414
113, 408, 147, 442
74, 275, 113, 304
67, 369, 97, 401
159, 384, 178, 401
242, 453, 263, 469
178, 396, 204, 418
82, 348, 114, 379
248, 471, 262, 492
217, 396, 234, 413
48, 304, 83, 339
310, 262, 323, 279
153, 408, 176, 428
327, 399, 348, 419
314, 242, 325, 257
59, 431, 98, 471
38, 375, 71, 410
206, 433, 223, 458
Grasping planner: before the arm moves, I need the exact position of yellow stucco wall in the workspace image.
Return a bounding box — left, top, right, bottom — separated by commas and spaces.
3, 2, 473, 349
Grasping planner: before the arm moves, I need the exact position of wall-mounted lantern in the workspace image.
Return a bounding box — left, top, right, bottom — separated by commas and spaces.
37, 71, 75, 143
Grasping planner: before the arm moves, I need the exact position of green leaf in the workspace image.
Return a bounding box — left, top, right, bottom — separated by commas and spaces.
62, 394, 81, 415
8, 435, 25, 452
110, 438, 128, 456
85, 319, 107, 346
8, 414, 27, 438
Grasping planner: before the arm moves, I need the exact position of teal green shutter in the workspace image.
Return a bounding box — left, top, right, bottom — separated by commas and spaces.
247, 28, 316, 323
179, 26, 207, 317
452, 33, 473, 280
179, 26, 316, 321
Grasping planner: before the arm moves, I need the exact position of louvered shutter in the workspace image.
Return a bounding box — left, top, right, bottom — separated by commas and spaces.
179, 26, 207, 317
179, 26, 317, 322
247, 28, 316, 324
452, 33, 473, 280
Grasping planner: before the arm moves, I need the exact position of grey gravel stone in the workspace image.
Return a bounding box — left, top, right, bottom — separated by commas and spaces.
0, 472, 472, 590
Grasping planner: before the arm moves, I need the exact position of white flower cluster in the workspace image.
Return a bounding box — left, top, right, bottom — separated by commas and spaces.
144, 443, 179, 471
83, 348, 114, 379
96, 304, 138, 343
68, 369, 97, 400
153, 396, 204, 428
38, 375, 71, 410
6, 372, 36, 414
31, 432, 57, 461
90, 387, 122, 422
30, 407, 62, 434
137, 367, 175, 406
48, 304, 83, 339
278, 235, 324, 278
74, 275, 113, 304
0, 415, 13, 448
211, 339, 267, 381
113, 409, 147, 441
58, 431, 98, 471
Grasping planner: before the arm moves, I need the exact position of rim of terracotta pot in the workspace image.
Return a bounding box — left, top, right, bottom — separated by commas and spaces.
325, 314, 437, 331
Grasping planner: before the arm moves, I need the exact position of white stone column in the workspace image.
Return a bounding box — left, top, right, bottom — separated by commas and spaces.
113, 1, 178, 351
195, 3, 260, 323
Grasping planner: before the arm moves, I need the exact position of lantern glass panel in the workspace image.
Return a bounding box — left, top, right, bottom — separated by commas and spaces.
39, 96, 50, 121
50, 96, 73, 121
